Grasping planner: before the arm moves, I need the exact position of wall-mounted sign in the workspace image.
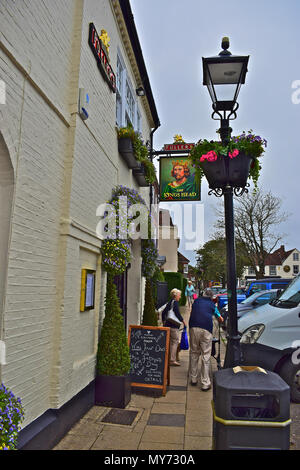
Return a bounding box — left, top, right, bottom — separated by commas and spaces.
80, 269, 96, 312
159, 156, 201, 202
88, 23, 116, 93
164, 143, 195, 152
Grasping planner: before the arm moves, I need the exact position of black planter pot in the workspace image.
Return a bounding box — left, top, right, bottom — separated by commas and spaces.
201, 152, 254, 189
228, 151, 253, 188
118, 137, 139, 169
133, 164, 149, 187
201, 156, 227, 189
95, 374, 131, 408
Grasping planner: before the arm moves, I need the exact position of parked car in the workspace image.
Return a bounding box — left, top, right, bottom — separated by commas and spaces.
221, 289, 280, 323
245, 278, 292, 297
238, 273, 300, 403
217, 288, 246, 309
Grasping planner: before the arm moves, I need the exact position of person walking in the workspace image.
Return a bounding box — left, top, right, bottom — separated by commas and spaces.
188, 288, 223, 389
162, 288, 187, 366
185, 280, 196, 309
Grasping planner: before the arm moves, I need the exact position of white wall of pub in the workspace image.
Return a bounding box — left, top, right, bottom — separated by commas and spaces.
0, 0, 152, 428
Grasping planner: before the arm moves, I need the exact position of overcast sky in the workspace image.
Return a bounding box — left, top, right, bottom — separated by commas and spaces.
130, 0, 300, 265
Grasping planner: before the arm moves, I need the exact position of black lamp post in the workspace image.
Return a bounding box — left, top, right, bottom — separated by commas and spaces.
202, 38, 249, 368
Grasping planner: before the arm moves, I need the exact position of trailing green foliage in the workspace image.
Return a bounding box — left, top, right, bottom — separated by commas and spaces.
117, 125, 156, 183
96, 274, 130, 376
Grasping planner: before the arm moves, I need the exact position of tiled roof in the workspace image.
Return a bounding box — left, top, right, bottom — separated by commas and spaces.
264, 245, 295, 266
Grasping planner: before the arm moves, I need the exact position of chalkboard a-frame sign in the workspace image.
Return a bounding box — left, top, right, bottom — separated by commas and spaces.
128, 325, 170, 396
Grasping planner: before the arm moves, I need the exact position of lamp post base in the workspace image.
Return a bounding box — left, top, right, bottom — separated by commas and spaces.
223, 334, 242, 368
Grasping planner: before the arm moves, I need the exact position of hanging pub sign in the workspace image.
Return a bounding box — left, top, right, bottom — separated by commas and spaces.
159, 156, 201, 202
88, 23, 116, 93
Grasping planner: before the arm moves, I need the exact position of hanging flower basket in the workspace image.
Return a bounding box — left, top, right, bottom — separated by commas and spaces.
133, 164, 149, 187
227, 151, 253, 188
189, 130, 267, 190
200, 151, 254, 189
200, 153, 227, 189
118, 137, 140, 169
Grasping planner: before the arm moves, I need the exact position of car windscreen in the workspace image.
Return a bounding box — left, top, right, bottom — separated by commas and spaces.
273, 275, 300, 308
240, 292, 261, 305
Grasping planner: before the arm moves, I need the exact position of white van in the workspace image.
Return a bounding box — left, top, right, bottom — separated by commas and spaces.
238, 273, 300, 402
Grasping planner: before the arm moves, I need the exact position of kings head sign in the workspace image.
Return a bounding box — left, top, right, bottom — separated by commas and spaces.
159, 155, 201, 202
89, 23, 116, 93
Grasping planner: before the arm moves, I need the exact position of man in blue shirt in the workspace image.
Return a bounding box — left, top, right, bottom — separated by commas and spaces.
189, 288, 223, 389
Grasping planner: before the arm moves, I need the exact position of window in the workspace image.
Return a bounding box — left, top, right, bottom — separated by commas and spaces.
271, 283, 289, 289
125, 80, 135, 125
248, 267, 256, 275
269, 266, 276, 276
116, 56, 124, 127
293, 265, 299, 275
116, 50, 142, 131
293, 252, 299, 261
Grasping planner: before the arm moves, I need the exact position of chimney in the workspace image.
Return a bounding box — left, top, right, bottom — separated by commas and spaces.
279, 245, 285, 260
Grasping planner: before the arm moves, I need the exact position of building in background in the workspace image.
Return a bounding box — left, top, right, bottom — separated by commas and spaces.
178, 251, 190, 278
0, 0, 159, 449
242, 245, 300, 282
157, 209, 180, 272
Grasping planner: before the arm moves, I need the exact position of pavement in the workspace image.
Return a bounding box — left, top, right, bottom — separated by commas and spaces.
53, 305, 300, 451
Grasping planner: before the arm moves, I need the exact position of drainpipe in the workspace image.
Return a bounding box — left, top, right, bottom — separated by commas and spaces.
149, 123, 160, 210
149, 124, 160, 250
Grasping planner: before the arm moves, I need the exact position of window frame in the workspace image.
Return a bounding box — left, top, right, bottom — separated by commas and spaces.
116, 49, 142, 132
269, 265, 277, 276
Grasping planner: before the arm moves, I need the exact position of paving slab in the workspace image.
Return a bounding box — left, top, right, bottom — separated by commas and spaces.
184, 435, 213, 450
91, 428, 142, 450
141, 425, 184, 445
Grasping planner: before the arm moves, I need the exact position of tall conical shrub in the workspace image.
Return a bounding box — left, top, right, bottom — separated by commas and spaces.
96, 274, 130, 376
142, 278, 158, 326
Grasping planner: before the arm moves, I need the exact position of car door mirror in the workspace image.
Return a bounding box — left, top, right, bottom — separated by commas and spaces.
276, 289, 282, 298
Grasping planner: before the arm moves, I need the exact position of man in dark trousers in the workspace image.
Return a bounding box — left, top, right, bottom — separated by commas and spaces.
189, 288, 223, 389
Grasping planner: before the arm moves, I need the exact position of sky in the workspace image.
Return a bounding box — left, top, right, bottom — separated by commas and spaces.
130, 0, 300, 265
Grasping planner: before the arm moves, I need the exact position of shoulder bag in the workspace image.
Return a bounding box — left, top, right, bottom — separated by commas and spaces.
166, 300, 181, 327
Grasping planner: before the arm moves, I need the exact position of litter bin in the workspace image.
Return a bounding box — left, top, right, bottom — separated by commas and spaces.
212, 366, 291, 450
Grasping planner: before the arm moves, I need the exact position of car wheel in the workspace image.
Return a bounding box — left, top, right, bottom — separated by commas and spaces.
279, 358, 300, 403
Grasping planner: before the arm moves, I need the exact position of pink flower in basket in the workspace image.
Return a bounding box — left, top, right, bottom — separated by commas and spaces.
200, 150, 218, 162
229, 149, 239, 159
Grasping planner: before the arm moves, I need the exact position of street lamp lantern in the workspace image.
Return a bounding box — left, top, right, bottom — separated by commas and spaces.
202, 37, 249, 118
202, 38, 250, 368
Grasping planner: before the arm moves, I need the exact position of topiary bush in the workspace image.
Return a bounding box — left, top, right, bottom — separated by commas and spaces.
96, 274, 131, 376
142, 278, 158, 327
180, 277, 187, 306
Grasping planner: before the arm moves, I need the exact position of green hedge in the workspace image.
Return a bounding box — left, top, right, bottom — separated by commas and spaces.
163, 272, 183, 297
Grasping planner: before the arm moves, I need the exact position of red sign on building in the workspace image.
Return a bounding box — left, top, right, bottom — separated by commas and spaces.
163, 143, 195, 152
89, 23, 116, 93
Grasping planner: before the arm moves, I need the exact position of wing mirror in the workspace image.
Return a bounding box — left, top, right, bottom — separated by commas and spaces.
276, 289, 282, 298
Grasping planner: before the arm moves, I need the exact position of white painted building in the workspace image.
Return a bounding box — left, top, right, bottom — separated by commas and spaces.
242, 245, 300, 281
0, 0, 159, 448
158, 209, 180, 273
